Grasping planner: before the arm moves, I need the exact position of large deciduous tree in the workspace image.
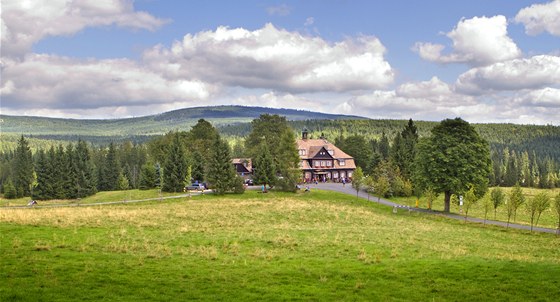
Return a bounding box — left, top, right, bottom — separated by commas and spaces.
414, 118, 491, 213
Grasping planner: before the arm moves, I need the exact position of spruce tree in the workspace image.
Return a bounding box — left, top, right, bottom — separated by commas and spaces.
398, 119, 418, 179
253, 144, 276, 191
378, 132, 390, 160
63, 144, 79, 199
276, 130, 301, 192
99, 143, 120, 191
245, 114, 302, 192
3, 179, 17, 199
207, 137, 237, 195
33, 149, 53, 200
117, 173, 130, 190
13, 135, 34, 197
338, 135, 373, 172
75, 140, 97, 197
191, 150, 206, 182
139, 162, 157, 190
162, 133, 188, 193
51, 145, 66, 199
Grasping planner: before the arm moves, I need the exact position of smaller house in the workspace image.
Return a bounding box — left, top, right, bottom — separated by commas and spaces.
232, 158, 252, 179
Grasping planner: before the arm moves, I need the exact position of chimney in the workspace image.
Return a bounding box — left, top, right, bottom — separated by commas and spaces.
302, 128, 308, 140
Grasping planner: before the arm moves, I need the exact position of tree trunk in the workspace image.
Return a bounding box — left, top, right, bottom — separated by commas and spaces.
444, 191, 451, 213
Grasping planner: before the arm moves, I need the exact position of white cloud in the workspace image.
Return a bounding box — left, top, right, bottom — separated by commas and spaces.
455, 55, 560, 94
0, 0, 168, 57
515, 87, 560, 108
334, 78, 559, 125
304, 17, 315, 26
143, 23, 395, 93
0, 54, 212, 111
335, 77, 476, 120
515, 0, 560, 36
266, 4, 291, 16
414, 15, 521, 66
397, 76, 455, 99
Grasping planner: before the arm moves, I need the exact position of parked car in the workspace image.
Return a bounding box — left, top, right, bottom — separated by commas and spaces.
185, 183, 205, 191
244, 179, 254, 186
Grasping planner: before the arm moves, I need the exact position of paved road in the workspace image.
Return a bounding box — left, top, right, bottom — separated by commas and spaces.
311, 182, 559, 235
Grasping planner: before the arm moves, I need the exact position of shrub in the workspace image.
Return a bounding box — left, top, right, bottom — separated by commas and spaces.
233, 177, 246, 194
3, 179, 17, 199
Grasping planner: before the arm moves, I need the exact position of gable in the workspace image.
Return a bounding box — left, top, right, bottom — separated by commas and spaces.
296, 138, 353, 160
310, 146, 334, 159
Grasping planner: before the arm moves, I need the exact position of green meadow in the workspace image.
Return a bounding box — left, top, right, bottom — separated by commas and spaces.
1, 190, 559, 301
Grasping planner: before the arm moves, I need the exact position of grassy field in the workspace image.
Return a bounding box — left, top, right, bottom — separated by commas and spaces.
391, 187, 560, 229
0, 189, 191, 207
1, 190, 559, 301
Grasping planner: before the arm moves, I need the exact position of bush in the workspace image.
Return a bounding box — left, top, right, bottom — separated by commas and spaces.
392, 176, 405, 197
3, 179, 17, 199
233, 177, 246, 194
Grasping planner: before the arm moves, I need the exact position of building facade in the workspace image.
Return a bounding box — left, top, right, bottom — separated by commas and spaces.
296, 130, 356, 183
232, 158, 252, 180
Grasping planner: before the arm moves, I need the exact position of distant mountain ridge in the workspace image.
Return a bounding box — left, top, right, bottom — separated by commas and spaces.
0, 105, 367, 136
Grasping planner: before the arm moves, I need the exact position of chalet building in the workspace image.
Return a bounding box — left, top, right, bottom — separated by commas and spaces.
297, 130, 356, 183
232, 158, 252, 179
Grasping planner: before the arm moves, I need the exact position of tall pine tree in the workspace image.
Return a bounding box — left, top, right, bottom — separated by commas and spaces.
33, 149, 52, 200
207, 137, 237, 195
98, 143, 120, 191
13, 135, 34, 197
253, 144, 276, 191
162, 133, 188, 193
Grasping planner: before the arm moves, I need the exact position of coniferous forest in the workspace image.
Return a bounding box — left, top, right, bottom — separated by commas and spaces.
1, 108, 559, 200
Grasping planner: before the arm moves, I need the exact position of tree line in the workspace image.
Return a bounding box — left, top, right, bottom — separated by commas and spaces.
0, 119, 240, 199
1, 115, 558, 204
0, 115, 302, 199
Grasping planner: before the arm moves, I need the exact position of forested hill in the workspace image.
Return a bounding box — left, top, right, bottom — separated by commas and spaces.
0, 105, 365, 137
2, 106, 559, 162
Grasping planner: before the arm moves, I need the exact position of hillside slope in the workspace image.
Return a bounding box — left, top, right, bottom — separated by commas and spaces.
0, 105, 365, 137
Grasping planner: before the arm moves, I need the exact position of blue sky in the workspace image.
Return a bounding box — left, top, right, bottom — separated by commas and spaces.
1, 0, 559, 124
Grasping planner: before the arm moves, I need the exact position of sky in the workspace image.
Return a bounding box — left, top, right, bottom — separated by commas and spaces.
1, 0, 559, 124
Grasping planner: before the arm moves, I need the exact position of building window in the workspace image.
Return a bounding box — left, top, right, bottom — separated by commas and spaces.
314, 160, 320, 167
299, 149, 306, 156
348, 171, 353, 178
320, 161, 325, 167
339, 159, 345, 166
326, 161, 332, 167
333, 171, 339, 178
